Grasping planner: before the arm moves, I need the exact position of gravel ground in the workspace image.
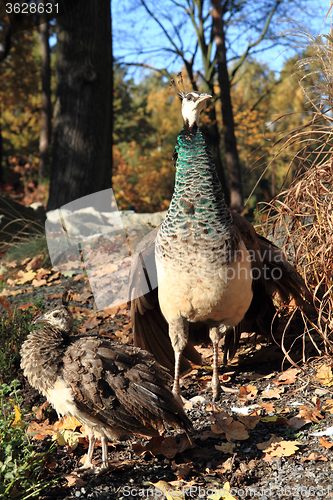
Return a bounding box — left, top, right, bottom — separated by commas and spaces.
2, 273, 333, 500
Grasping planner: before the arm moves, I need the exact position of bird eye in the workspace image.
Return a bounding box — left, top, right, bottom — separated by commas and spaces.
53, 312, 59, 318
186, 95, 192, 101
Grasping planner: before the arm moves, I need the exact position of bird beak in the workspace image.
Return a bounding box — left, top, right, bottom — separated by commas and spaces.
198, 93, 212, 103
33, 314, 47, 325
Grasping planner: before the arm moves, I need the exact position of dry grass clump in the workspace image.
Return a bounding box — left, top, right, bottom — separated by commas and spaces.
259, 23, 333, 354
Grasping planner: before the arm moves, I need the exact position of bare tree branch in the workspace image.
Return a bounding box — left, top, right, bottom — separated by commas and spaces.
230, 0, 282, 81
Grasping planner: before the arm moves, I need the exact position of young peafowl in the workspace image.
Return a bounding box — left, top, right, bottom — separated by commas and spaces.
20, 293, 193, 471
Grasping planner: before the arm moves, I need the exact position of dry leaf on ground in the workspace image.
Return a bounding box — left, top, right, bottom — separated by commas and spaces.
215, 442, 236, 454
171, 462, 193, 480
63, 474, 87, 488
238, 411, 261, 430
314, 364, 333, 387
261, 387, 284, 399
153, 481, 186, 500
319, 436, 333, 449
257, 434, 299, 461
300, 452, 328, 462
211, 410, 249, 442
238, 385, 258, 403
258, 402, 275, 413
17, 269, 36, 284
274, 368, 300, 385
322, 399, 333, 414
132, 435, 192, 459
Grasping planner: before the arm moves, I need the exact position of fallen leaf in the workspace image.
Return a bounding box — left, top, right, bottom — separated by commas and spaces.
0, 296, 12, 316
297, 405, 323, 424
54, 429, 81, 449
261, 387, 284, 399
215, 442, 236, 454
218, 458, 234, 473
10, 402, 25, 429
238, 385, 258, 403
238, 411, 261, 430
183, 395, 206, 410
207, 482, 237, 500
319, 437, 333, 449
153, 481, 185, 500
35, 268, 51, 280
195, 430, 220, 441
73, 273, 86, 282
300, 452, 328, 462
171, 461, 192, 480
274, 368, 299, 386
314, 364, 333, 387
32, 278, 47, 287
35, 401, 50, 420
323, 399, 333, 414
212, 410, 249, 442
257, 434, 299, 461
6, 260, 17, 268
287, 416, 309, 429
81, 315, 101, 330
6, 278, 17, 286
26, 255, 43, 271
17, 269, 36, 284
20, 257, 31, 266
63, 474, 87, 488
77, 291, 93, 303
258, 402, 275, 413
94, 263, 119, 277
18, 303, 36, 311
132, 435, 192, 459
47, 271, 61, 282
27, 420, 57, 440
54, 415, 82, 430
311, 396, 321, 409
261, 415, 288, 426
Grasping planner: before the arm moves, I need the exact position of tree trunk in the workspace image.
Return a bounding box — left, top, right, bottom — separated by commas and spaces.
47, 0, 113, 211
39, 12, 51, 180
212, 0, 243, 211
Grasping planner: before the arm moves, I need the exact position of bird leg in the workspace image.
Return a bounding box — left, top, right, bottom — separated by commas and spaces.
78, 433, 96, 471
209, 327, 220, 401
101, 435, 109, 469
169, 316, 189, 396
209, 325, 227, 401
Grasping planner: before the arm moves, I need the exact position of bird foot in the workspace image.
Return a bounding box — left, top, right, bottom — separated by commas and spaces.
75, 459, 96, 474
76, 462, 111, 477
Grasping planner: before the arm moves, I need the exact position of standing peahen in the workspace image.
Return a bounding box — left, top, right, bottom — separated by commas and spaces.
129, 75, 311, 400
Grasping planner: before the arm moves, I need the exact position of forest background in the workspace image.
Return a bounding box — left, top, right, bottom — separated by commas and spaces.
0, 0, 332, 217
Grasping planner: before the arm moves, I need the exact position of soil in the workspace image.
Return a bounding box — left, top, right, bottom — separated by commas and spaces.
2, 273, 333, 500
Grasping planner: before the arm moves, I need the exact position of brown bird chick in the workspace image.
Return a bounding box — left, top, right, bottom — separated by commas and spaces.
20, 294, 193, 471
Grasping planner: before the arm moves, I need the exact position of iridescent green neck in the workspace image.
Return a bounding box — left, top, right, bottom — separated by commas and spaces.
167, 127, 230, 225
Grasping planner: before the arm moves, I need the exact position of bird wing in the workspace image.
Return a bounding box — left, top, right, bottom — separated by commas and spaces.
62, 337, 192, 437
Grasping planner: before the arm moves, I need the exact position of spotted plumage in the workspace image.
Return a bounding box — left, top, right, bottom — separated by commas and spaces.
21, 297, 192, 471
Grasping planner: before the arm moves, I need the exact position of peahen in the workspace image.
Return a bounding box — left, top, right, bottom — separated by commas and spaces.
129, 76, 311, 400
21, 293, 193, 471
